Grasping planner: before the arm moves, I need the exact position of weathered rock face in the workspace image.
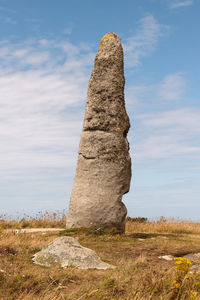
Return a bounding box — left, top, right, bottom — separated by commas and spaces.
33, 236, 115, 270
66, 32, 131, 232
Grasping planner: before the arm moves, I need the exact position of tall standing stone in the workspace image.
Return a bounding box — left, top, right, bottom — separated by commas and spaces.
66, 33, 131, 232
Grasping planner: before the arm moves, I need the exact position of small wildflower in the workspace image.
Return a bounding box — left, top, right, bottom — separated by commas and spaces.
174, 257, 192, 275
173, 257, 193, 293
190, 290, 197, 300
173, 280, 181, 289
195, 271, 200, 291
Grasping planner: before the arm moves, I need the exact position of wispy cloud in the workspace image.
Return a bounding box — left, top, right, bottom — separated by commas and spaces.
126, 74, 199, 170
0, 5, 16, 14
0, 39, 95, 178
0, 15, 16, 24
126, 72, 187, 105
170, 0, 194, 8
134, 107, 200, 161
0, 14, 169, 178
0, 16, 169, 213
0, 4, 16, 24
124, 15, 169, 67
2, 16, 197, 215
157, 73, 186, 101
126, 85, 149, 105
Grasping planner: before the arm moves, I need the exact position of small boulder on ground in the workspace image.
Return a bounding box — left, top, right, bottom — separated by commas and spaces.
184, 253, 200, 263
32, 236, 115, 270
184, 253, 200, 273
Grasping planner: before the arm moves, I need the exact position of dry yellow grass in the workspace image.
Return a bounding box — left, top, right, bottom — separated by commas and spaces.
126, 217, 200, 235
1, 215, 200, 299
0, 210, 66, 229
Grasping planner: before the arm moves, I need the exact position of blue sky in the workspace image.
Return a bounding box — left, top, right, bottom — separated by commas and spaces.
0, 0, 200, 219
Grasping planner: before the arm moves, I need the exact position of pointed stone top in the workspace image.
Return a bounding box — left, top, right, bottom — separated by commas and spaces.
99, 32, 120, 47
97, 32, 122, 58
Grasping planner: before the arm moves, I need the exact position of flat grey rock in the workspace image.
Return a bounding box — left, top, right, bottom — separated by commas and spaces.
184, 253, 200, 262
32, 236, 115, 270
66, 32, 131, 232
184, 253, 200, 273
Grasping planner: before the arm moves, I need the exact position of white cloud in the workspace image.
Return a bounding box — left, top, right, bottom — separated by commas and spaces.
126, 72, 187, 107
157, 73, 186, 101
170, 0, 194, 8
0, 39, 95, 179
2, 18, 198, 215
124, 15, 169, 67
126, 74, 199, 163
0, 16, 170, 182
125, 85, 149, 105
134, 108, 200, 161
0, 17, 171, 213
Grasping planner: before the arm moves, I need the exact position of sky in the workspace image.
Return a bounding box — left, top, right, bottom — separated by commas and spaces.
0, 0, 200, 220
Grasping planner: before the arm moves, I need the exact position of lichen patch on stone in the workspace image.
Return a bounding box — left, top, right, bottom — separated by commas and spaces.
99, 32, 116, 49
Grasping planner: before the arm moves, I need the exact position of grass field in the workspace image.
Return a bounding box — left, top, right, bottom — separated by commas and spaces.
1, 213, 200, 299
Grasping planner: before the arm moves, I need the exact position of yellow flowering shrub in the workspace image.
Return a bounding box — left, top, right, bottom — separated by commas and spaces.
173, 257, 200, 299
190, 290, 197, 300
174, 257, 192, 281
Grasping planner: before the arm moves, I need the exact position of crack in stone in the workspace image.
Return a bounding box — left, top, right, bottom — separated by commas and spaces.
79, 153, 96, 160
83, 127, 108, 132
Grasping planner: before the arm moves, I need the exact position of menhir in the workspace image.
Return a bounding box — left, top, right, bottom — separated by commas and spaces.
66, 32, 131, 232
